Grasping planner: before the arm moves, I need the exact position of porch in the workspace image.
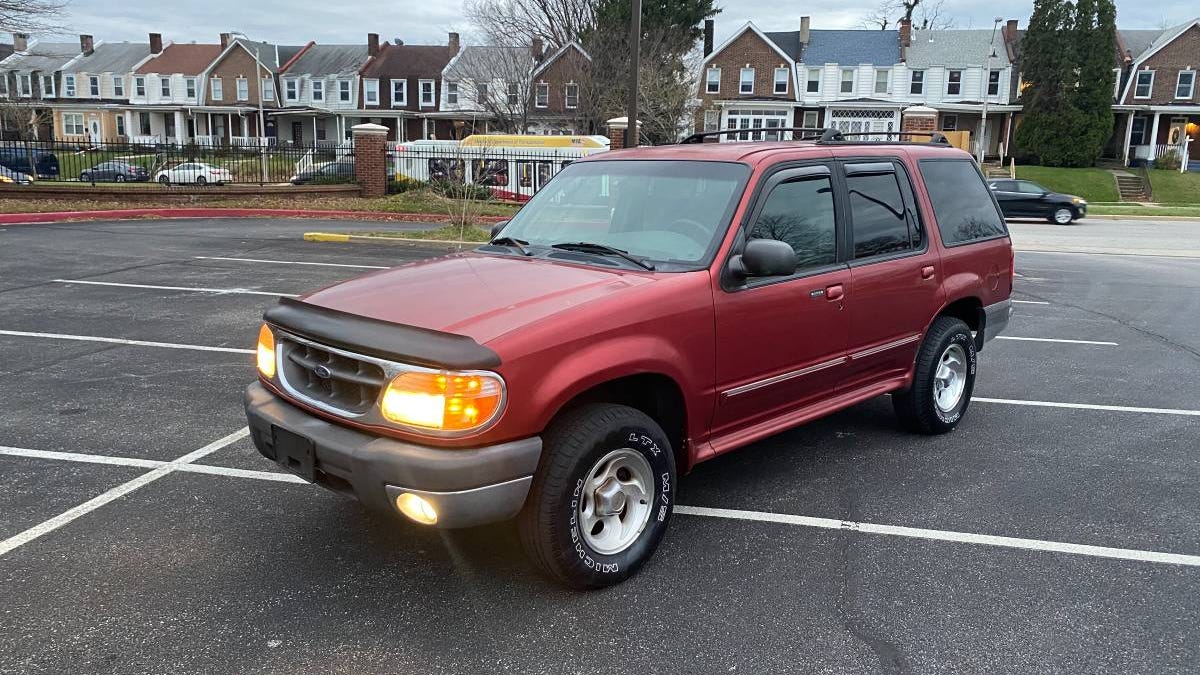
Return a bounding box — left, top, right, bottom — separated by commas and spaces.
122, 108, 275, 147
1118, 109, 1200, 170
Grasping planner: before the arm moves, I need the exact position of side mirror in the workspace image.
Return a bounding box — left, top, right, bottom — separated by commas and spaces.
730, 239, 797, 278
489, 220, 509, 239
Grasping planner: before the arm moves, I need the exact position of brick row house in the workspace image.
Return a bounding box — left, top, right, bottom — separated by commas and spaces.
1112, 19, 1200, 169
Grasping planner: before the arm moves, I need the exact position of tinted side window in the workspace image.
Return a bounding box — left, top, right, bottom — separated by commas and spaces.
749, 175, 836, 270
991, 180, 1015, 191
848, 171, 911, 259
919, 159, 1008, 246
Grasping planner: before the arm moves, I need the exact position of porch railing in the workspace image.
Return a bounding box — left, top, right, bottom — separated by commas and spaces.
128, 135, 161, 146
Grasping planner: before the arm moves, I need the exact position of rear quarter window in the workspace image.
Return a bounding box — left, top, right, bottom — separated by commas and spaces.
918, 159, 1008, 246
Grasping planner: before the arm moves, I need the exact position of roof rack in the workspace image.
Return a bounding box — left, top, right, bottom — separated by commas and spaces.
817, 130, 951, 146
679, 127, 830, 144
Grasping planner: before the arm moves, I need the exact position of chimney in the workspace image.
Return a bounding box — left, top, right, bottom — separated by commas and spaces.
1006, 19, 1018, 37
13, 33, 29, 52
899, 19, 912, 48
149, 33, 163, 54
799, 16, 811, 46
532, 38, 544, 62
79, 34, 94, 56
368, 33, 380, 57
703, 19, 714, 57
220, 33, 231, 50
448, 32, 460, 53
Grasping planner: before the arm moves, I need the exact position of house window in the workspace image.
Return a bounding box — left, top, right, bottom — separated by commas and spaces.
262, 78, 274, 101
44, 74, 58, 97
237, 77, 249, 101
0, 76, 7, 96
388, 79, 403, 105
315, 118, 326, 141
63, 112, 84, 136
89, 75, 99, 96
364, 78, 380, 105
161, 77, 172, 98
134, 76, 146, 97
774, 68, 789, 95
941, 114, 958, 131
447, 81, 459, 105
115, 115, 126, 136
1130, 117, 1147, 145
565, 82, 578, 109
706, 67, 720, 94
739, 68, 754, 94
874, 70, 889, 95
185, 78, 196, 99
309, 79, 323, 102
703, 109, 719, 132
910, 70, 925, 95
338, 79, 351, 102
840, 69, 855, 94
507, 82, 518, 105
535, 82, 549, 108
1134, 71, 1154, 99
139, 112, 151, 135
802, 110, 820, 128
419, 79, 435, 107
723, 108, 790, 141
113, 76, 124, 97
1176, 71, 1195, 99
18, 74, 32, 97
946, 70, 962, 96
211, 77, 223, 100
806, 68, 821, 94
62, 75, 75, 97
988, 70, 1001, 96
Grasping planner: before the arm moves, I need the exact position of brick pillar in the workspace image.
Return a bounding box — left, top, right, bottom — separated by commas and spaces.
352, 123, 389, 197
901, 105, 938, 135
606, 116, 641, 150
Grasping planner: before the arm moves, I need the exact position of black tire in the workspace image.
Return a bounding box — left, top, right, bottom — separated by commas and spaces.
115, 174, 126, 183
892, 316, 977, 435
196, 175, 207, 186
80, 172, 90, 182
518, 403, 676, 589
158, 175, 170, 184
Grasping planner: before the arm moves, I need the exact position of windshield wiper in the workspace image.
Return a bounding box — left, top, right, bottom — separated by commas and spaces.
550, 242, 656, 271
488, 236, 531, 256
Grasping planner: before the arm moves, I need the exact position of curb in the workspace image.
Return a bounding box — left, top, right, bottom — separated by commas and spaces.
304, 232, 481, 247
0, 208, 510, 226
1085, 214, 1200, 221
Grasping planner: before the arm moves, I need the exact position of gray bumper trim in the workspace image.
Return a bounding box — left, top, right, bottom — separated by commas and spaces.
982, 298, 1013, 346
385, 477, 533, 529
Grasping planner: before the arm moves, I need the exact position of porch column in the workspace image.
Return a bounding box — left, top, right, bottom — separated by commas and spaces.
124, 110, 132, 140
1121, 113, 1135, 165
1148, 112, 1162, 162
312, 116, 318, 143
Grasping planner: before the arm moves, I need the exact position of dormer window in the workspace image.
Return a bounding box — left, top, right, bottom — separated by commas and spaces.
706, 67, 720, 94
946, 70, 962, 96
44, 74, 57, 97
840, 69, 855, 94
806, 68, 820, 94
988, 70, 1001, 96
63, 74, 76, 97
89, 75, 100, 97
1134, 71, 1154, 99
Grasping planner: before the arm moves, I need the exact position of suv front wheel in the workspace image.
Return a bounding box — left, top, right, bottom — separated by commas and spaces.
893, 316, 977, 434
518, 403, 676, 589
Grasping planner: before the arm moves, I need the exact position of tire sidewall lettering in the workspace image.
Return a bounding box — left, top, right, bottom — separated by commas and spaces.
934, 331, 976, 424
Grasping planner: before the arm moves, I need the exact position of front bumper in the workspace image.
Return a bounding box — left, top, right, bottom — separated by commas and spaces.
244, 382, 541, 528
981, 298, 1012, 346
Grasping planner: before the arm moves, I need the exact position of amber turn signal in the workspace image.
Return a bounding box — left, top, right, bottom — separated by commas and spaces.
380, 370, 504, 433
256, 324, 276, 378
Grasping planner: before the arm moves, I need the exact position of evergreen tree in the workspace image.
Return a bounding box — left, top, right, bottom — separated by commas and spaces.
1015, 0, 1080, 166
1070, 0, 1118, 165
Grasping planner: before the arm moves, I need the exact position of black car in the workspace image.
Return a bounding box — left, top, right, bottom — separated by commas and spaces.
80, 160, 151, 183
0, 147, 59, 179
291, 160, 355, 185
987, 179, 1087, 224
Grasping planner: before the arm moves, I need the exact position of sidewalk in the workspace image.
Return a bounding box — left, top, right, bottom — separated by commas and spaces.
1008, 218, 1200, 258
0, 208, 508, 226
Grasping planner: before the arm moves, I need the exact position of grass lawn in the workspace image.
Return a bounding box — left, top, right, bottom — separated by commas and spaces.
1146, 170, 1200, 204
1014, 166, 1120, 203
1089, 204, 1200, 218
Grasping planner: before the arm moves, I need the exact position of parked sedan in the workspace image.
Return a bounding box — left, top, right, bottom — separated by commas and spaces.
290, 159, 355, 185
155, 162, 232, 185
80, 160, 151, 183
0, 165, 35, 184
987, 179, 1087, 224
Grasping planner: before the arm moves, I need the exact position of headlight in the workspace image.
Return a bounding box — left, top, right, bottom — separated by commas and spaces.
380, 370, 505, 434
1072, 197, 1086, 204
256, 324, 276, 378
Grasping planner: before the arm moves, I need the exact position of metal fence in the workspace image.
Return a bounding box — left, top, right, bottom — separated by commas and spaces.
0, 139, 356, 186
390, 146, 599, 201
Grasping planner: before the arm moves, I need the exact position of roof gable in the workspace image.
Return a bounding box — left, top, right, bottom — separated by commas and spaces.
532, 41, 590, 79
135, 43, 222, 75
801, 30, 899, 66
702, 22, 796, 69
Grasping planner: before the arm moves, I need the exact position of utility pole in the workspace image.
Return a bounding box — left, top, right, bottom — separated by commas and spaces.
978, 17, 1003, 166
231, 30, 270, 183
626, 0, 641, 148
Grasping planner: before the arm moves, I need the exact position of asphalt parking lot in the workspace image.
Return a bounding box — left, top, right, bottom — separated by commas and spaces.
1, 217, 1198, 674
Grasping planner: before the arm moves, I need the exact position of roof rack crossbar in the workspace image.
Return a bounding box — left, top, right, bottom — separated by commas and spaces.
679, 127, 832, 144
818, 130, 951, 145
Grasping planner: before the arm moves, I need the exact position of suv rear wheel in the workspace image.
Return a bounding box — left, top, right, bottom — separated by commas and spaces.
518, 403, 675, 589
893, 316, 977, 435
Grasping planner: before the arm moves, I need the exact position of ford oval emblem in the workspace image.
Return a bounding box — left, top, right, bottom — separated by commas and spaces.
313, 365, 332, 379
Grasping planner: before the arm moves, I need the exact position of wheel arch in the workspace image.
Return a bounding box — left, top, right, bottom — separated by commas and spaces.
936, 296, 986, 350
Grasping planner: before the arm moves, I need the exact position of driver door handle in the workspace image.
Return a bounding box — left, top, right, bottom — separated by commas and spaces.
921, 265, 936, 280
825, 284, 844, 301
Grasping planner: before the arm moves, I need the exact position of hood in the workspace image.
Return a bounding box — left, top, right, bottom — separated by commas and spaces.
298, 252, 658, 344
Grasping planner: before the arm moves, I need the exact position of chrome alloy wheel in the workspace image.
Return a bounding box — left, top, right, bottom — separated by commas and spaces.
577, 448, 654, 555
1053, 207, 1073, 224
933, 343, 968, 413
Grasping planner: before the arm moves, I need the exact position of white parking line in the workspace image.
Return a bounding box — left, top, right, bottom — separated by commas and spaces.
675, 506, 1200, 568
1012, 299, 1050, 305
52, 279, 298, 298
0, 444, 304, 484
0, 329, 253, 354
996, 336, 1118, 346
975, 397, 1200, 417
0, 428, 249, 557
194, 256, 389, 270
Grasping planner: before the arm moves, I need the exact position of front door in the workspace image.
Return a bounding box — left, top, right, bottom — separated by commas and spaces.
88, 117, 101, 142
292, 121, 304, 145
711, 163, 850, 442
839, 159, 944, 392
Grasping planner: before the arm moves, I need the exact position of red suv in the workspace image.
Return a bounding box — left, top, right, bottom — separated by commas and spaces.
245, 130, 1013, 588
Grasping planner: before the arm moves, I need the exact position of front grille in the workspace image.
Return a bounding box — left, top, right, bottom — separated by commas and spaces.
278, 336, 387, 415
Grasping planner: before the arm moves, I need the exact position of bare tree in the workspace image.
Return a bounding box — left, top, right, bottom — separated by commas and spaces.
586, 27, 698, 143
861, 0, 953, 31
915, 0, 954, 30
0, 0, 66, 33
451, 43, 537, 134
0, 103, 50, 141
858, 2, 896, 30
463, 0, 595, 50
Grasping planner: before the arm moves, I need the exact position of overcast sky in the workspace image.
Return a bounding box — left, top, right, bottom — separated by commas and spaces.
41, 0, 1195, 47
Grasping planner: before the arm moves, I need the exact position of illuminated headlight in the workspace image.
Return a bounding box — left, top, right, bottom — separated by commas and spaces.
256, 324, 276, 378
380, 370, 505, 434
1072, 197, 1086, 204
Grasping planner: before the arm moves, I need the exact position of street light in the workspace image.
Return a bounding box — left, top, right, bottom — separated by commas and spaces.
978, 17, 1004, 165
230, 30, 269, 183
626, 0, 641, 148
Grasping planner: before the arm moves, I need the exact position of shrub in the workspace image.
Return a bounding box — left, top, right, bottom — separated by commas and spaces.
387, 177, 427, 194
429, 179, 492, 201
1156, 149, 1182, 172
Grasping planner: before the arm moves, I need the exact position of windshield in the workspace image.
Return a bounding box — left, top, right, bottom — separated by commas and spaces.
496, 160, 749, 267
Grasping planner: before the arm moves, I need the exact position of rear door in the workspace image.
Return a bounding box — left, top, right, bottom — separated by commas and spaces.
711, 162, 851, 439
990, 180, 1024, 217
839, 158, 944, 392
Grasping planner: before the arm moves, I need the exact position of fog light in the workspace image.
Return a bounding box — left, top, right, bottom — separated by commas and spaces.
395, 492, 438, 525
256, 324, 276, 378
